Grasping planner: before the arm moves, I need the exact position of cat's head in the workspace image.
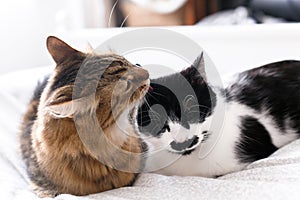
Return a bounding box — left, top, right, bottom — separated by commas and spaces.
43, 36, 150, 126
138, 53, 215, 155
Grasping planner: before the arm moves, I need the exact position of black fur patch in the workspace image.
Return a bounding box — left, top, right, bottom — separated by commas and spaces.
236, 116, 278, 163
226, 60, 300, 133
138, 67, 216, 137
20, 75, 59, 195
50, 59, 82, 92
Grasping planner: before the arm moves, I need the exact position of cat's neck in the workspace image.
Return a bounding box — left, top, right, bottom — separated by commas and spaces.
32, 104, 142, 174
105, 107, 138, 146
204, 86, 230, 122
208, 85, 227, 117
35, 107, 137, 151
37, 79, 137, 148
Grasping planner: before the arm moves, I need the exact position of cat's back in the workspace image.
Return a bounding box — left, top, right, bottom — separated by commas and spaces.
212, 60, 300, 165
19, 76, 48, 166
226, 60, 300, 110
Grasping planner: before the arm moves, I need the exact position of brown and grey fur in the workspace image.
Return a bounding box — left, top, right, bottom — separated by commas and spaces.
19, 36, 150, 197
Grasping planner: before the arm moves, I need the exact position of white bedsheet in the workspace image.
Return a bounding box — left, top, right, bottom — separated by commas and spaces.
1, 66, 300, 200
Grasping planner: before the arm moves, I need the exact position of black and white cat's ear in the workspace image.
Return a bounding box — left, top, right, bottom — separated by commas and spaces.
192, 52, 207, 82
46, 36, 82, 64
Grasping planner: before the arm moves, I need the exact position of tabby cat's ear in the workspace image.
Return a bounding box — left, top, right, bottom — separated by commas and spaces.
45, 86, 97, 118
46, 100, 75, 118
86, 42, 94, 53
46, 96, 96, 118
192, 52, 206, 82
46, 36, 81, 64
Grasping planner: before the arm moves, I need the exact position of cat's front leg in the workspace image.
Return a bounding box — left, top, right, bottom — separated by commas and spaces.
31, 182, 59, 198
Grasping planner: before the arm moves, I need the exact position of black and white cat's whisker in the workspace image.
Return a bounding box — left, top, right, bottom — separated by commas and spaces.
187, 110, 209, 116
138, 110, 159, 116
148, 109, 163, 121
241, 134, 263, 146
142, 97, 154, 112
138, 52, 300, 178
140, 117, 161, 125
143, 98, 153, 111
149, 114, 161, 122
145, 93, 161, 103
139, 120, 154, 125
139, 112, 161, 125
215, 162, 227, 172
187, 104, 211, 110
149, 90, 169, 100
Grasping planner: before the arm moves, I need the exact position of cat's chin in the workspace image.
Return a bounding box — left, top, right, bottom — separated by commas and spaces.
138, 79, 150, 96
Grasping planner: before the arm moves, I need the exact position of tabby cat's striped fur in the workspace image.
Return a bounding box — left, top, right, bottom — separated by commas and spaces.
19, 36, 149, 197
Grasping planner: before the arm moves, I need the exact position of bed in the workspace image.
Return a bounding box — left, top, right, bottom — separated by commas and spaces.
1, 24, 300, 199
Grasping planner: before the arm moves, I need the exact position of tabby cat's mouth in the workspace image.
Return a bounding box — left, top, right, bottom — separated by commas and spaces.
131, 79, 150, 105
138, 79, 151, 96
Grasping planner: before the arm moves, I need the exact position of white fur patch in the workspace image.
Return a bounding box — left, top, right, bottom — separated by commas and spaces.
144, 97, 298, 176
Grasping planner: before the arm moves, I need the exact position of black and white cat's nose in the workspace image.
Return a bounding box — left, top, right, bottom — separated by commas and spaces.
169, 135, 200, 154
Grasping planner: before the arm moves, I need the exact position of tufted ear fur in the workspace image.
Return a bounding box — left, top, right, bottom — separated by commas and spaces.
191, 52, 206, 82
180, 52, 207, 85
46, 100, 75, 118
47, 36, 82, 65
46, 96, 98, 118
45, 86, 97, 118
85, 42, 94, 53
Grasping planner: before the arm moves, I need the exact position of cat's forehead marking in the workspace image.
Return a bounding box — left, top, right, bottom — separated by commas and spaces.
87, 53, 131, 67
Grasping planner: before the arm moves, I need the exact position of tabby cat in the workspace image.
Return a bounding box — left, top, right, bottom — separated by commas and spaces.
19, 36, 149, 197
138, 53, 300, 177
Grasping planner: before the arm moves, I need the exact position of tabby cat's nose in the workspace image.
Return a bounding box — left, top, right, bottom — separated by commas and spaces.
134, 67, 149, 82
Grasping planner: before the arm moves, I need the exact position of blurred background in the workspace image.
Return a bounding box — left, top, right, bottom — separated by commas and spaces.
1, 0, 300, 74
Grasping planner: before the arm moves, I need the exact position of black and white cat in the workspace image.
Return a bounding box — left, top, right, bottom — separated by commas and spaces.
138, 53, 300, 177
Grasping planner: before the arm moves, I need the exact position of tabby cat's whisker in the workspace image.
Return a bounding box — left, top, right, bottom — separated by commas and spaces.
108, 0, 119, 28
120, 13, 131, 28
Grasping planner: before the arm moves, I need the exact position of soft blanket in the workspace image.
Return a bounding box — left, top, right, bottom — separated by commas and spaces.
1, 67, 300, 200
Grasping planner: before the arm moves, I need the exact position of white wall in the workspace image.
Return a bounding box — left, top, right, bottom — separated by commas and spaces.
0, 0, 105, 75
